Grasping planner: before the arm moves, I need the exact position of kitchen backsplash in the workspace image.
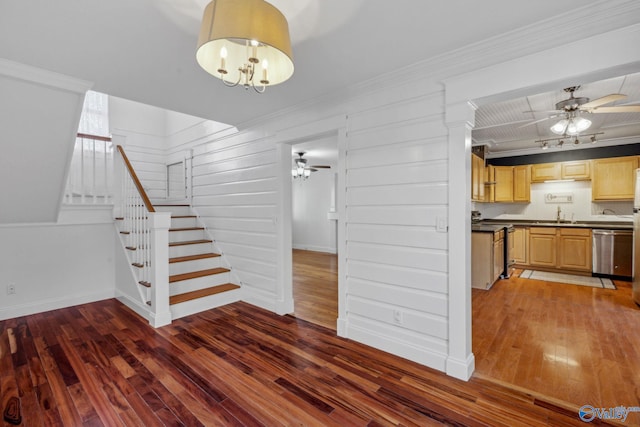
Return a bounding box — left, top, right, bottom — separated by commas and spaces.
474, 180, 633, 222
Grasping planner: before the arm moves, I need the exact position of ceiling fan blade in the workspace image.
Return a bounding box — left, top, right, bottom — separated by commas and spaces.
517, 115, 558, 128
310, 165, 331, 169
579, 93, 626, 110
587, 105, 640, 113
306, 168, 318, 172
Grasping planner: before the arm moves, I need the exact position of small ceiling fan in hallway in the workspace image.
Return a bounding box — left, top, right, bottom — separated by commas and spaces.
292, 152, 330, 179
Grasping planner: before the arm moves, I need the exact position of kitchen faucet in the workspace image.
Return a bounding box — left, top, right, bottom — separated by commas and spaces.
556, 205, 561, 223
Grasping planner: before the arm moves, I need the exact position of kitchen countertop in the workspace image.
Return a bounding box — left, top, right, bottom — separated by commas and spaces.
471, 223, 509, 233
478, 219, 633, 230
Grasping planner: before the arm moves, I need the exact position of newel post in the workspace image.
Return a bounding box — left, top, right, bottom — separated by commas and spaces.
148, 212, 172, 327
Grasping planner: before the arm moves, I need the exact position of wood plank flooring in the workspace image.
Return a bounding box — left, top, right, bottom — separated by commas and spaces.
473, 269, 640, 413
0, 299, 611, 426
292, 249, 338, 330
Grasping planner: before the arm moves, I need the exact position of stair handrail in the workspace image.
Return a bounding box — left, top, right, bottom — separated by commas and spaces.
116, 144, 155, 213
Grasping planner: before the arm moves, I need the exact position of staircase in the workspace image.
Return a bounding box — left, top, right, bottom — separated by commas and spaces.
117, 203, 241, 322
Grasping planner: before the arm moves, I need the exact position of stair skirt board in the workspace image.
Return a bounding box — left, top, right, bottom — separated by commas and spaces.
170, 286, 241, 320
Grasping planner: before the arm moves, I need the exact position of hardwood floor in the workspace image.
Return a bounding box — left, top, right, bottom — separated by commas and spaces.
292, 249, 338, 330
1, 298, 609, 426
473, 269, 640, 413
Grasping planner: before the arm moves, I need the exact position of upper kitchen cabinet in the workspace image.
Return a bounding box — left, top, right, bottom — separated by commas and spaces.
490, 165, 530, 203
530, 160, 590, 182
592, 156, 638, 201
471, 153, 485, 202
513, 165, 531, 202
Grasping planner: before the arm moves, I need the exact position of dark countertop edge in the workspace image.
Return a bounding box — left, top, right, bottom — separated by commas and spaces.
478, 219, 633, 230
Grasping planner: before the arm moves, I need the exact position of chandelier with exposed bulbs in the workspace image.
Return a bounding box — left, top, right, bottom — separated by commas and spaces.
196, 0, 294, 93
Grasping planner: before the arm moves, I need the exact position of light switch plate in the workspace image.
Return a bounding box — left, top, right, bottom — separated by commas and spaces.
436, 216, 448, 233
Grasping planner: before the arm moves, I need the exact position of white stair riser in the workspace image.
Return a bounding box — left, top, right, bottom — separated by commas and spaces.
169, 257, 222, 275
169, 242, 214, 258
170, 288, 241, 320
170, 217, 198, 229
155, 205, 192, 216
169, 229, 206, 243
170, 272, 231, 296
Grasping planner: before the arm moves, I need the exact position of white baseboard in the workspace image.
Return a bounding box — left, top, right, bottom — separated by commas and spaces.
0, 289, 115, 321
345, 323, 448, 373
292, 244, 337, 254
446, 353, 475, 381
114, 291, 152, 323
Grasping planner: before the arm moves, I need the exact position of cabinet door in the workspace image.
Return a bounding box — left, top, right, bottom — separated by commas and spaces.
529, 232, 557, 267
561, 160, 591, 180
592, 156, 638, 201
558, 228, 592, 271
531, 163, 561, 182
512, 227, 528, 265
493, 166, 514, 202
513, 165, 531, 202
471, 154, 485, 202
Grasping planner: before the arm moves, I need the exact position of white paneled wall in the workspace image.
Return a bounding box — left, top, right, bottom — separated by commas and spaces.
191, 130, 279, 306
344, 88, 451, 369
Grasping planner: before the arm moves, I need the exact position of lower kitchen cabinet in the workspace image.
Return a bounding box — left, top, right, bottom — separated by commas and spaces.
558, 228, 592, 272
529, 227, 592, 272
529, 227, 557, 268
512, 226, 528, 265
472, 230, 504, 290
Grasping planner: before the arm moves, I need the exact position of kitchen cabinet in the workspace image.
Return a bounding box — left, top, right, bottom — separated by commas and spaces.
531, 163, 561, 182
529, 227, 557, 268
558, 228, 592, 272
513, 165, 531, 202
531, 160, 591, 182
471, 229, 504, 290
529, 227, 592, 272
471, 153, 485, 202
592, 156, 638, 200
561, 160, 591, 180
489, 165, 530, 203
512, 226, 528, 265
493, 166, 513, 202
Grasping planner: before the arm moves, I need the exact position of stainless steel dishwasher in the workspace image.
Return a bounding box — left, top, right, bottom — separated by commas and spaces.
592, 229, 633, 278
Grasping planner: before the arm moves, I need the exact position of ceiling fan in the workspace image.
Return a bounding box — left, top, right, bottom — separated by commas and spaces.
292, 152, 330, 179
522, 86, 640, 134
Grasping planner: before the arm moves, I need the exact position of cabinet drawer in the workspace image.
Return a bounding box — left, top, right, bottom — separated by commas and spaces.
559, 228, 591, 237
529, 227, 557, 235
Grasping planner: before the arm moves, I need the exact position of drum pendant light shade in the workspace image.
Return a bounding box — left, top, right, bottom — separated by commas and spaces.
196, 0, 294, 87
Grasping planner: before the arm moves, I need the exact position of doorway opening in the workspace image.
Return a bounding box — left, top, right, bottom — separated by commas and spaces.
287, 134, 339, 329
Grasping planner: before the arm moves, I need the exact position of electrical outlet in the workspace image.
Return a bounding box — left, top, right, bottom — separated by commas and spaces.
7, 283, 16, 295
393, 309, 403, 324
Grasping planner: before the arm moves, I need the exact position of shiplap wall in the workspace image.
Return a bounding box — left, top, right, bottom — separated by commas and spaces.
190, 130, 280, 308
343, 88, 451, 369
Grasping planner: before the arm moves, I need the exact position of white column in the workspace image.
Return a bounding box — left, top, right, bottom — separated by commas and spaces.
444, 100, 476, 380
148, 211, 172, 327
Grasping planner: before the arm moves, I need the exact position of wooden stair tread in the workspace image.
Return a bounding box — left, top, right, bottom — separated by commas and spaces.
169, 227, 204, 232
171, 215, 197, 219
169, 253, 221, 263
155, 204, 190, 207
170, 267, 230, 283
139, 281, 151, 288
170, 283, 240, 305
169, 239, 212, 247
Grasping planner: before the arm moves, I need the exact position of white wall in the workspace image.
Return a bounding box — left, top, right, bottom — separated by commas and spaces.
0, 206, 115, 320
292, 169, 337, 253
476, 180, 634, 222
110, 96, 168, 199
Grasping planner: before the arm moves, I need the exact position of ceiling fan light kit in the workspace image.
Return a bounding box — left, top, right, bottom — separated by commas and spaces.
196, 0, 294, 93
525, 85, 640, 150
291, 152, 330, 180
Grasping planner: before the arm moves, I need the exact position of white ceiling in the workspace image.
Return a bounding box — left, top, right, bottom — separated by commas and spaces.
473, 72, 640, 157
0, 0, 613, 128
